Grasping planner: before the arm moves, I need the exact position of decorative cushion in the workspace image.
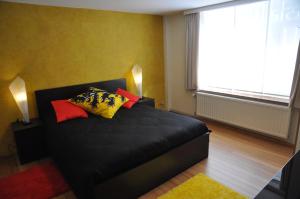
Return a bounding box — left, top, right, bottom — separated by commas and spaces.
116, 88, 140, 109
69, 87, 128, 119
51, 100, 88, 123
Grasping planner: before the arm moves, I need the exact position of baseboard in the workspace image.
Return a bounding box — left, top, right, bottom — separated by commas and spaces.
169, 109, 196, 118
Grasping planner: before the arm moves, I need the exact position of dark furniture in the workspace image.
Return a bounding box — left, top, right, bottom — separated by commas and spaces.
138, 97, 155, 107
12, 118, 47, 164
255, 151, 300, 199
35, 78, 210, 199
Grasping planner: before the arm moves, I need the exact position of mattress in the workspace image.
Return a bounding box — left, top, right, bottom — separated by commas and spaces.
43, 104, 208, 198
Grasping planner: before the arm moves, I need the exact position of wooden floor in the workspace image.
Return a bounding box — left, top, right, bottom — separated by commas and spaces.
0, 120, 293, 199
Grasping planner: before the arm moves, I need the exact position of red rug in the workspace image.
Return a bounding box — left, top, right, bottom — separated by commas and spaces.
0, 161, 69, 199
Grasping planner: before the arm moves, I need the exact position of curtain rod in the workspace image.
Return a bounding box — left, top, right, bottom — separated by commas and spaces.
183, 0, 268, 15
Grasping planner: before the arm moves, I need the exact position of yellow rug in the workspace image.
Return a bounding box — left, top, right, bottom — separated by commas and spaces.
158, 174, 248, 199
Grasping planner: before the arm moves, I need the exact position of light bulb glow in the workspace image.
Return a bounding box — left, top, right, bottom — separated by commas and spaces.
15, 92, 27, 102
134, 73, 142, 84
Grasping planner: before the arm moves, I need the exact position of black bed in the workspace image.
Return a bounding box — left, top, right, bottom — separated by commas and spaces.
35, 78, 210, 199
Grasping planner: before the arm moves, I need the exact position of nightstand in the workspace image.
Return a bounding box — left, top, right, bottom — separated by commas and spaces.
138, 97, 155, 108
12, 118, 47, 164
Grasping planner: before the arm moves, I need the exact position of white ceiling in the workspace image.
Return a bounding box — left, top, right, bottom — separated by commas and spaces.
4, 0, 232, 15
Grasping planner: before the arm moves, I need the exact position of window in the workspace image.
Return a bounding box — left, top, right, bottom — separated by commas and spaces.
198, 0, 300, 102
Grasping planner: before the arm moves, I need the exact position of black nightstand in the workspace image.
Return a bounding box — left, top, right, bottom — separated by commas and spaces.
138, 97, 155, 108
12, 118, 47, 164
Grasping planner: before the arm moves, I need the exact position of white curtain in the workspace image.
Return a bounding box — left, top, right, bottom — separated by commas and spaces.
290, 40, 300, 109
185, 13, 200, 90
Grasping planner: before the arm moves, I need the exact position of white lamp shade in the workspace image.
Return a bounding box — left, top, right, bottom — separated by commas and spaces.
132, 64, 142, 97
9, 76, 30, 123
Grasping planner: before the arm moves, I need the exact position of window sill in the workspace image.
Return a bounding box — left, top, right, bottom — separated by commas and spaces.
197, 88, 290, 106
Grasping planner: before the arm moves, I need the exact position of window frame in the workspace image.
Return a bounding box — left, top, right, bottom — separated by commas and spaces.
198, 87, 289, 106
195, 0, 295, 104
184, 0, 269, 15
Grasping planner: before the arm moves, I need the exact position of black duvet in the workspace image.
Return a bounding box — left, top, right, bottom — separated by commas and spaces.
43, 104, 208, 198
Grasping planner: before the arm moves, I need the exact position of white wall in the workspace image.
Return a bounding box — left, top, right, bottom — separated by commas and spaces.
289, 110, 300, 145
297, 128, 300, 151
297, 127, 300, 151
294, 111, 300, 151
164, 14, 195, 115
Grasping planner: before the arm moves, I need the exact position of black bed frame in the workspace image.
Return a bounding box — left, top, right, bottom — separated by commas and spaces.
35, 78, 210, 199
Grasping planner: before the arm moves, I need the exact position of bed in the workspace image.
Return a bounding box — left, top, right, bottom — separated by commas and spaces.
35, 78, 210, 199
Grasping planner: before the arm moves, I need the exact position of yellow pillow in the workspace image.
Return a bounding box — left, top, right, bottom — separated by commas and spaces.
69, 87, 128, 119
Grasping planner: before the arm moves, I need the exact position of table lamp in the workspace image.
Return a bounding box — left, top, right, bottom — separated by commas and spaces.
132, 64, 143, 97
9, 76, 30, 124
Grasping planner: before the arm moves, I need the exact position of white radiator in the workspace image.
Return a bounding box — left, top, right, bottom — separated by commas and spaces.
196, 92, 291, 139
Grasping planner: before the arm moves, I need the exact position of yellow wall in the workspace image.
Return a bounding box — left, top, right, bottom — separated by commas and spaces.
0, 2, 165, 156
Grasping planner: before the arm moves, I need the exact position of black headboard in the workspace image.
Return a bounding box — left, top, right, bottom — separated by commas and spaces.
35, 78, 126, 120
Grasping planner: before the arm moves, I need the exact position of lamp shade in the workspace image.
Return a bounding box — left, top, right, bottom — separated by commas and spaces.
132, 64, 142, 97
9, 76, 30, 123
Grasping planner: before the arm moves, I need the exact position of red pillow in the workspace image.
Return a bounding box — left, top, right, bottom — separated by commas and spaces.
116, 88, 140, 109
51, 100, 88, 123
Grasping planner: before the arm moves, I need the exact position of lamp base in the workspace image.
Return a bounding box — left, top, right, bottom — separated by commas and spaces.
17, 119, 31, 125
22, 121, 32, 126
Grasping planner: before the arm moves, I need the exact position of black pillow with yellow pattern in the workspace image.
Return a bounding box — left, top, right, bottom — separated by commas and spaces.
69, 87, 128, 119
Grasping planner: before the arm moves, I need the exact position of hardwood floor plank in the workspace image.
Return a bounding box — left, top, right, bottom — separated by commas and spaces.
141, 120, 293, 199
